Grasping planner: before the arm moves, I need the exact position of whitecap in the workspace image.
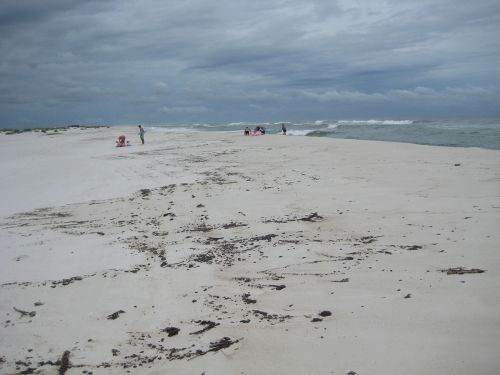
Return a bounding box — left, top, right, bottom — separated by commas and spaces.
338, 119, 414, 125
150, 126, 197, 133
287, 129, 315, 136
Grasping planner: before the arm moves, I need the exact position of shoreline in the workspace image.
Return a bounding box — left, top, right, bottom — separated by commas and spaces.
0, 125, 107, 136
3, 120, 500, 151
1, 128, 499, 374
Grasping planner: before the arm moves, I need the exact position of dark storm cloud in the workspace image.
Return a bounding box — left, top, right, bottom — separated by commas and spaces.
0, 1, 72, 30
1, 0, 499, 126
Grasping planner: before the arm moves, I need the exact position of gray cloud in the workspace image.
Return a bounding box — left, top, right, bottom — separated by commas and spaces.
1, 0, 499, 126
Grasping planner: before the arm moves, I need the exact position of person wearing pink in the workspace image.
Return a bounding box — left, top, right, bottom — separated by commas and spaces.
116, 135, 126, 147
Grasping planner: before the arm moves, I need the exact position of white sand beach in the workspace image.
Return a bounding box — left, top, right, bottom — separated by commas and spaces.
1, 127, 499, 375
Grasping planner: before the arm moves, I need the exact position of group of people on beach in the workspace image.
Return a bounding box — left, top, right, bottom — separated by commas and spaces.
116, 125, 145, 147
244, 126, 266, 136
116, 123, 288, 146
244, 123, 287, 136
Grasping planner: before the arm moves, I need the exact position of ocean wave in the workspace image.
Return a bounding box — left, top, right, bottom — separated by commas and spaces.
287, 129, 315, 136
141, 119, 499, 149
192, 123, 217, 128
314, 120, 328, 125
338, 119, 414, 125
227, 122, 248, 127
149, 126, 198, 133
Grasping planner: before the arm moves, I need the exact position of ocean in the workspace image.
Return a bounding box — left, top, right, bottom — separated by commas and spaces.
150, 118, 500, 150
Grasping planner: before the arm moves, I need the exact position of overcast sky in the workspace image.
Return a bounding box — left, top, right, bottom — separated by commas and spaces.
1, 0, 499, 127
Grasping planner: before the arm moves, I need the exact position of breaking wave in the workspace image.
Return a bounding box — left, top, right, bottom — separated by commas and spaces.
337, 119, 414, 125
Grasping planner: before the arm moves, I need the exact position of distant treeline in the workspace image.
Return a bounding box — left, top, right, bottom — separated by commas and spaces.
0, 125, 108, 135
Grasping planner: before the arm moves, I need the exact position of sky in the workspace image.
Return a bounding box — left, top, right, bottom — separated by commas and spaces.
1, 0, 499, 127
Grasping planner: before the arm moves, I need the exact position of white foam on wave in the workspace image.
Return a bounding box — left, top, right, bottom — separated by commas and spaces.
149, 126, 197, 133
338, 119, 414, 125
327, 124, 338, 129
287, 129, 315, 136
192, 123, 216, 128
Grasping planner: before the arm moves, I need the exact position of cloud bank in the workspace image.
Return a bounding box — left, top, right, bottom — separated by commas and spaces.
1, 0, 499, 126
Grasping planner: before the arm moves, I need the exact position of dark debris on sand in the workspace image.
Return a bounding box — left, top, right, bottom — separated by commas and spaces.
358, 235, 380, 244
139, 189, 151, 198
442, 267, 485, 275
262, 212, 323, 224
50, 276, 84, 288
331, 278, 349, 283
206, 337, 237, 353
399, 245, 423, 251
13, 307, 36, 318
251, 310, 292, 324
162, 327, 180, 337
107, 310, 125, 320
190, 320, 220, 335
298, 212, 323, 222
4, 182, 457, 372
269, 284, 286, 290
242, 293, 257, 304
120, 336, 240, 365
58, 351, 70, 375
221, 222, 248, 229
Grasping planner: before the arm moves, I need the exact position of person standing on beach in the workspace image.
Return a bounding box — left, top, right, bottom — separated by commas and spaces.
138, 125, 145, 144
281, 123, 287, 135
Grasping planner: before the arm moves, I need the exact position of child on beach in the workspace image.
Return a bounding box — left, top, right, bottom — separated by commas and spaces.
116, 135, 126, 147
138, 125, 145, 144
244, 127, 251, 136
253, 125, 266, 135
282, 123, 287, 135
